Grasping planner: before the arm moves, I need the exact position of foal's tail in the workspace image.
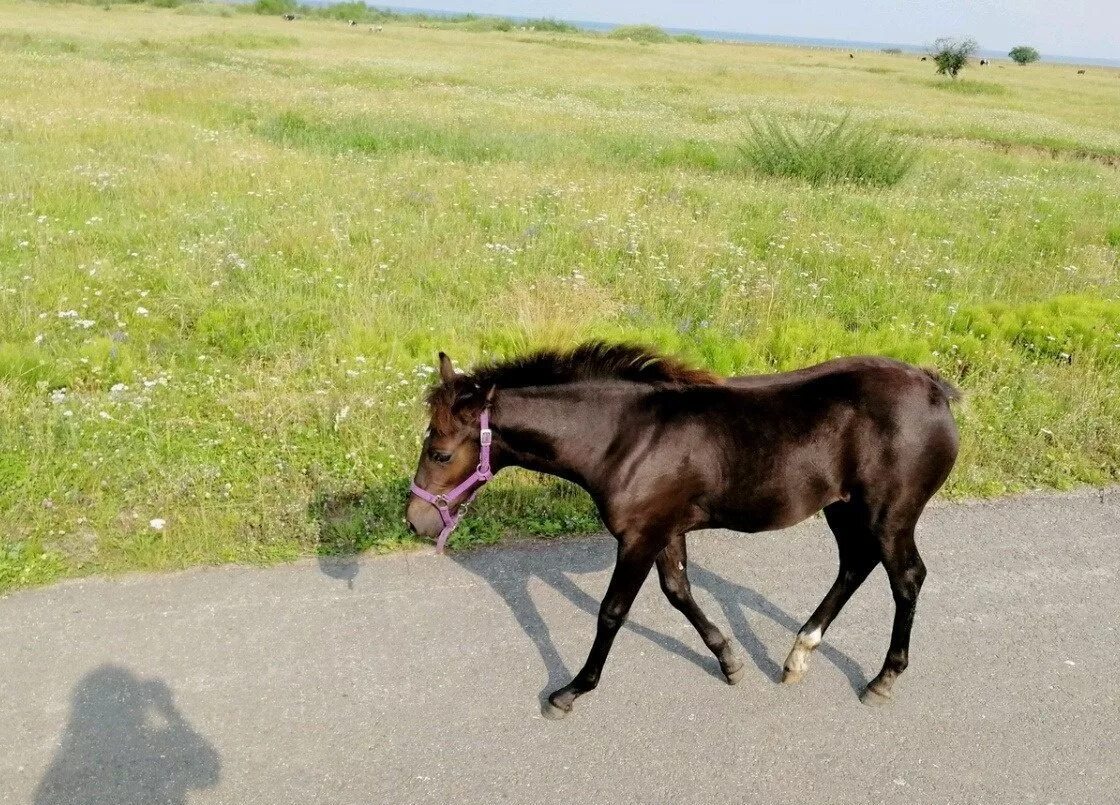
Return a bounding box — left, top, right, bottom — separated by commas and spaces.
921, 368, 962, 404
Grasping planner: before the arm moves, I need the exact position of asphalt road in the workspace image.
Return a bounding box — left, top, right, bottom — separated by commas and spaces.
2, 491, 1118, 804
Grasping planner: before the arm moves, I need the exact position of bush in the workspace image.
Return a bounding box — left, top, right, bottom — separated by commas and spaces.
250, 0, 296, 14
525, 18, 580, 34
738, 113, 918, 186
929, 36, 978, 79
674, 33, 704, 44
1009, 46, 1041, 65
310, 2, 372, 21
949, 296, 1120, 365
609, 24, 673, 44
457, 16, 514, 32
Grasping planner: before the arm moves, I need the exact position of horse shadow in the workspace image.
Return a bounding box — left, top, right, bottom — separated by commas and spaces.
306, 482, 869, 696
451, 536, 869, 705
317, 554, 360, 589
309, 489, 372, 590
688, 562, 869, 694
34, 665, 221, 805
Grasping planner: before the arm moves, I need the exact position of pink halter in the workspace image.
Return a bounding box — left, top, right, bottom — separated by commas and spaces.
409, 408, 493, 552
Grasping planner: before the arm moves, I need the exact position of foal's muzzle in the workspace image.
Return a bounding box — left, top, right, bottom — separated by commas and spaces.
405, 495, 447, 539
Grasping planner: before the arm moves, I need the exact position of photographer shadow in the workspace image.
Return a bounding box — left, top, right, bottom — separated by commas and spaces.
34, 665, 220, 805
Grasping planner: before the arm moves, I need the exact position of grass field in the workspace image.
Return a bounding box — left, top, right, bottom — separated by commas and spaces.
1, 1, 1119, 592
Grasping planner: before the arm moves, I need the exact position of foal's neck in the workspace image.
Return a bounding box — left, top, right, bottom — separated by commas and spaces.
491, 384, 637, 492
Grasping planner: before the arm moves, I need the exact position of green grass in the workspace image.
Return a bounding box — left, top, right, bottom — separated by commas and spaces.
738, 114, 918, 186
1, 0, 1119, 593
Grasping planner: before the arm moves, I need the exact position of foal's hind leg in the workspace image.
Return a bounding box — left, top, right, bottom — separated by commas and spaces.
860, 520, 926, 705
656, 533, 744, 684
782, 502, 879, 685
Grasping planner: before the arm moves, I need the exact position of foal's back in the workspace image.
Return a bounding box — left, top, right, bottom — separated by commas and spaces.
639, 356, 959, 531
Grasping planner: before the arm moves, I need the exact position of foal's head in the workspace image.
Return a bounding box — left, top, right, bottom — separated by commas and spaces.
405, 352, 491, 538
405, 342, 721, 540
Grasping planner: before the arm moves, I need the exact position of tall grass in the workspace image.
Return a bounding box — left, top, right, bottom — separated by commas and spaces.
738, 114, 918, 186
928, 79, 1008, 96
2, 1, 1119, 592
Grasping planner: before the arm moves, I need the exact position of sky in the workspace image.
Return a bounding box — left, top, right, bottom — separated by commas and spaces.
385, 1, 1120, 60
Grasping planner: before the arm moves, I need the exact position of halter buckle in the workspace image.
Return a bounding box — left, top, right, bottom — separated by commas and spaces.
479, 428, 492, 446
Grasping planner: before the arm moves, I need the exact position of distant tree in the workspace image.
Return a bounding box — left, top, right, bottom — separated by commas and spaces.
1009, 46, 1041, 65
929, 37, 978, 79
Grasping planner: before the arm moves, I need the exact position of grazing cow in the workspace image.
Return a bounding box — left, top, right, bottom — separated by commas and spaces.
282, 13, 295, 21
980, 59, 988, 66
1078, 69, 1086, 75
348, 20, 356, 26
920, 56, 927, 61
849, 53, 854, 59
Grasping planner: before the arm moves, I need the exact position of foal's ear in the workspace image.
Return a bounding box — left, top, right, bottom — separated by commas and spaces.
438, 352, 457, 384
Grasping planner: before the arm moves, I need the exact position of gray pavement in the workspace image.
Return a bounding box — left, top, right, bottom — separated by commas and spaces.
2, 491, 1118, 804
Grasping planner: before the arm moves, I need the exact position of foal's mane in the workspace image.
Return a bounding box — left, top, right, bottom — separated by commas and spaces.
427, 342, 720, 426
470, 342, 720, 390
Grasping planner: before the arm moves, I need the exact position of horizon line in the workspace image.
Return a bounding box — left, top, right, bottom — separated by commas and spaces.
348, 2, 1120, 66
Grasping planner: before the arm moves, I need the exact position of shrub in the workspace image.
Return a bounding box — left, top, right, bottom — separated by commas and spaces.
525, 18, 580, 34
1009, 46, 1041, 65
609, 24, 673, 44
674, 33, 704, 44
250, 0, 296, 15
949, 296, 1120, 366
738, 113, 917, 186
929, 36, 978, 79
457, 16, 514, 32
310, 2, 372, 22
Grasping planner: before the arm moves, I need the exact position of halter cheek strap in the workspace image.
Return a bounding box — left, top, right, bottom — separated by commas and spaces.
409, 408, 493, 553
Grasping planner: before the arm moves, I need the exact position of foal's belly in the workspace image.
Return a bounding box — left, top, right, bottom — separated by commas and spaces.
709, 483, 842, 534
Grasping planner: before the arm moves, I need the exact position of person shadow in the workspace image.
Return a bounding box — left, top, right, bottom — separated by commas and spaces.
451, 536, 870, 706
34, 665, 221, 805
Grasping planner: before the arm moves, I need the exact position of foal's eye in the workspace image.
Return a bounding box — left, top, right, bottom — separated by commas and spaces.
428, 449, 453, 464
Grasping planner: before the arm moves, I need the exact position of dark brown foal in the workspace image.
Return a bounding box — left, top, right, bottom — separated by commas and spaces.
406, 343, 960, 717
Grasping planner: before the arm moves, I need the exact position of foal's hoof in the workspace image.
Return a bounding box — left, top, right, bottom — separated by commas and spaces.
859, 685, 893, 706
541, 700, 572, 720
781, 667, 805, 685
723, 662, 745, 686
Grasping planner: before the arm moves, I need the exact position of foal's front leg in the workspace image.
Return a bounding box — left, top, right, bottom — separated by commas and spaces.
543, 537, 662, 720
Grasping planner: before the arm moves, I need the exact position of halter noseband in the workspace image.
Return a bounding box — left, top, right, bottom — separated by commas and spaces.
409, 408, 493, 553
